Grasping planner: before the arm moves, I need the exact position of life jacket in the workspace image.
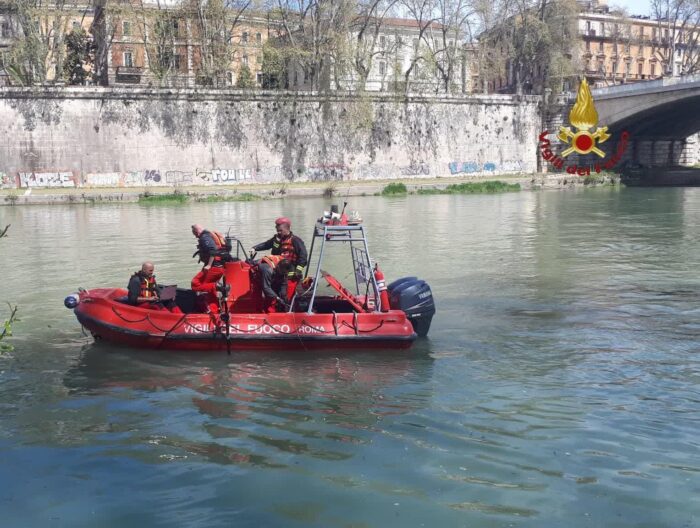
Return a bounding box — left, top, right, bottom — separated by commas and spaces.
134, 272, 157, 298
261, 255, 285, 269
195, 230, 232, 264
272, 233, 298, 263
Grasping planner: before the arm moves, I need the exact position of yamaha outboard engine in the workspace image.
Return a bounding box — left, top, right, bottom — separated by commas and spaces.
387, 277, 435, 337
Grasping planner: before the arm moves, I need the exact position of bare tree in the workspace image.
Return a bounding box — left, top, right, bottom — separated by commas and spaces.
400, 0, 440, 93
425, 0, 474, 93
347, 0, 399, 90
190, 0, 252, 87
476, 0, 578, 95
1, 0, 88, 85
651, 0, 700, 75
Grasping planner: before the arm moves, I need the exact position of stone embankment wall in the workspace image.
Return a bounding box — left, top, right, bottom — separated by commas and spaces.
0, 87, 540, 190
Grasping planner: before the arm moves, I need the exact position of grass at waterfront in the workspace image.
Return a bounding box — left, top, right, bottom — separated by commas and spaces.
138, 192, 189, 204
195, 192, 262, 202
416, 181, 521, 195
381, 182, 408, 195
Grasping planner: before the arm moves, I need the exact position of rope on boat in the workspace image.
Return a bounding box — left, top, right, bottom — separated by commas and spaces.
111, 306, 149, 323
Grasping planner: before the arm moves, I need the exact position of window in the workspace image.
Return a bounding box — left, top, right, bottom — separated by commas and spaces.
652, 28, 657, 40
639, 26, 644, 39
650, 62, 656, 76
256, 32, 261, 44
380, 35, 386, 49
396, 36, 403, 48
227, 71, 234, 85
242, 54, 248, 66
257, 72, 263, 85
638, 62, 643, 75
242, 32, 248, 43
598, 41, 603, 52
1, 21, 10, 38
625, 41, 630, 54
379, 61, 386, 75
124, 51, 133, 68
612, 61, 617, 74
173, 54, 181, 70
172, 20, 179, 33
586, 40, 591, 52
122, 21, 131, 36
625, 61, 630, 74
413, 38, 418, 50
586, 20, 591, 33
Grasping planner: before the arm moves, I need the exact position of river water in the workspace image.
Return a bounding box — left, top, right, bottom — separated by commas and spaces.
1, 188, 699, 527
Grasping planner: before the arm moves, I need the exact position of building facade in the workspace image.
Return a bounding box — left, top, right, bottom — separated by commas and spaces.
579, 2, 698, 87
331, 17, 475, 94
480, 0, 699, 94
94, 2, 272, 88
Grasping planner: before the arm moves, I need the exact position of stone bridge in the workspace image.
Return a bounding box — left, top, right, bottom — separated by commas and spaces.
586, 75, 700, 168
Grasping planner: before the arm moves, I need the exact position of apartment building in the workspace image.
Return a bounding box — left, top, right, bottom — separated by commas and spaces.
579, 2, 698, 87
332, 17, 476, 93
480, 0, 699, 93
94, 1, 272, 88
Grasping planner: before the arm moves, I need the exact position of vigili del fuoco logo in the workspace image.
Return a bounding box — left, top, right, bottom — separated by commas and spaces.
538, 79, 630, 176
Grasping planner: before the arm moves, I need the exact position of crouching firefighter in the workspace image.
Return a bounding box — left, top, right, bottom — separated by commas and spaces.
190, 224, 233, 313
257, 256, 294, 313
252, 217, 308, 301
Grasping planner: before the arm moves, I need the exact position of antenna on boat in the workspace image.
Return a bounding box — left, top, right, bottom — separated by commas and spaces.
220, 276, 231, 356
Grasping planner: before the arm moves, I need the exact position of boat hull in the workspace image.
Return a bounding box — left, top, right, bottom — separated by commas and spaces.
73, 288, 417, 351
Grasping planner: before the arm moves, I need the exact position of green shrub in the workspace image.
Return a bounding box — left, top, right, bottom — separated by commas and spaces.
417, 181, 520, 195
381, 182, 408, 195
196, 193, 261, 202
138, 191, 189, 204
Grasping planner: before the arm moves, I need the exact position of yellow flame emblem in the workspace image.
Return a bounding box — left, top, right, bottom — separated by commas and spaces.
558, 79, 610, 158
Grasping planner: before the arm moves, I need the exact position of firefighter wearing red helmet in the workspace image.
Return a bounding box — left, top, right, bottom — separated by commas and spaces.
252, 217, 308, 300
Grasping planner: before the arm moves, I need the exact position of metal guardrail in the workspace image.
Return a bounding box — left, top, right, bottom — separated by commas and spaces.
588, 74, 700, 97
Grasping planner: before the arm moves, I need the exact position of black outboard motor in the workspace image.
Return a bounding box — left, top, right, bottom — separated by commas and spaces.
387, 277, 435, 337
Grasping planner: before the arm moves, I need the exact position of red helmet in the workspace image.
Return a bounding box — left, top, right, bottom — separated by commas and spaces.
275, 217, 291, 226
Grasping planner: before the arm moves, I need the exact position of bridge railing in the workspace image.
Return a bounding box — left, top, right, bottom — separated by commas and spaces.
565, 73, 700, 100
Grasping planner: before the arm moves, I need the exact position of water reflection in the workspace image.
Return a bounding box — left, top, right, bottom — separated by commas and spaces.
58, 344, 434, 469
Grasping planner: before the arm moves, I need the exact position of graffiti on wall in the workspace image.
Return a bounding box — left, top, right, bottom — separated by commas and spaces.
123, 170, 164, 186
305, 164, 348, 182
448, 160, 524, 174
212, 168, 253, 184
0, 172, 15, 189
399, 162, 430, 177
86, 173, 121, 187
165, 171, 194, 185
19, 172, 75, 188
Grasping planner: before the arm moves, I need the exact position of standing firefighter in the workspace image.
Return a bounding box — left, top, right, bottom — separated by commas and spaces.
191, 224, 232, 313
252, 217, 308, 300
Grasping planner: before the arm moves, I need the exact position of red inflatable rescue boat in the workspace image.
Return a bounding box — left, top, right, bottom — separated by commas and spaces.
66, 212, 435, 352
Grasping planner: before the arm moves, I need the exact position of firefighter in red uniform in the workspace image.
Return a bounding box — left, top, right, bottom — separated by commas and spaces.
252, 217, 308, 301
191, 224, 232, 313
127, 262, 182, 313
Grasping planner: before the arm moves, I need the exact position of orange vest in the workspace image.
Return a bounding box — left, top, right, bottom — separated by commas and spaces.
135, 273, 157, 298
262, 255, 285, 269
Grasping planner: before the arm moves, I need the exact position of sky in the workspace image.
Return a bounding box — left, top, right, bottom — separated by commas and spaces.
606, 0, 653, 16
